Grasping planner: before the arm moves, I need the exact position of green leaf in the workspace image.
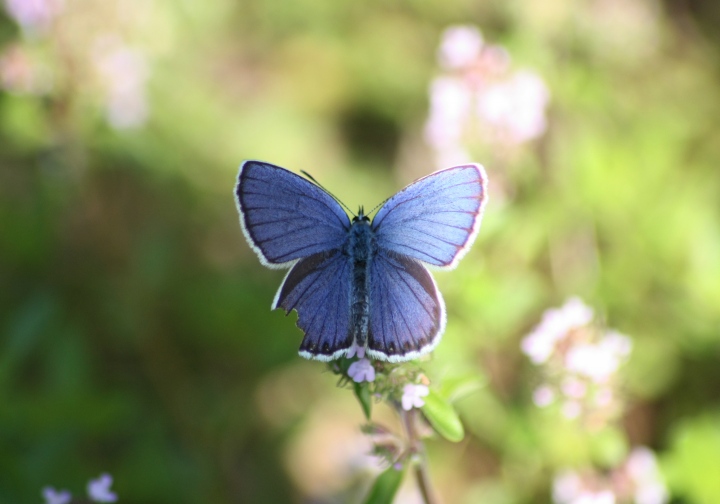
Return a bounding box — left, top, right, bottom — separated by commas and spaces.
421, 389, 465, 442
354, 381, 372, 420
363, 466, 404, 504
437, 373, 486, 402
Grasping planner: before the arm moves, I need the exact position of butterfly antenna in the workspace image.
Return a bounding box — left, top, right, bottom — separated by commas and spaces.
300, 170, 355, 217
366, 197, 390, 218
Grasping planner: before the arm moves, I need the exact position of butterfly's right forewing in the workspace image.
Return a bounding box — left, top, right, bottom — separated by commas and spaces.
371, 164, 487, 269
235, 161, 351, 268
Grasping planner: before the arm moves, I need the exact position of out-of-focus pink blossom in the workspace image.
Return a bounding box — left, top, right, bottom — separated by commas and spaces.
564, 331, 632, 383
593, 387, 614, 407
3, 0, 62, 34
561, 377, 588, 399
603, 331, 633, 358
521, 297, 594, 364
554, 470, 616, 504
523, 297, 632, 427
565, 343, 620, 383
424, 24, 550, 168
424, 76, 472, 149
625, 447, 668, 504
0, 44, 51, 94
401, 384, 429, 411
438, 25, 483, 70
533, 384, 555, 407
477, 70, 549, 144
561, 400, 582, 420
553, 471, 583, 503
552, 447, 668, 504
348, 358, 375, 383
93, 38, 149, 129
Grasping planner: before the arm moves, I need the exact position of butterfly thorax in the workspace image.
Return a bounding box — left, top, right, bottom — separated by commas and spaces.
345, 213, 376, 347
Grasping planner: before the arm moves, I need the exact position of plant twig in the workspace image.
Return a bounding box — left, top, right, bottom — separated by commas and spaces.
402, 407, 439, 504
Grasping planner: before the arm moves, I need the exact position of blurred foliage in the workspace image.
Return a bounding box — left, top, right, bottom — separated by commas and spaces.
1, 0, 720, 503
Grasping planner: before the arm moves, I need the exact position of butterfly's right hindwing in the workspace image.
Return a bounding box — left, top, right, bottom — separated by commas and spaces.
235, 161, 351, 268
366, 250, 446, 362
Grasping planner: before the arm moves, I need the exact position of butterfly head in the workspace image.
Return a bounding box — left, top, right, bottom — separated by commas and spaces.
352, 206, 371, 224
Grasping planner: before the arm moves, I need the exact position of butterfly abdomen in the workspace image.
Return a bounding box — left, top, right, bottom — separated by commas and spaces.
346, 217, 376, 348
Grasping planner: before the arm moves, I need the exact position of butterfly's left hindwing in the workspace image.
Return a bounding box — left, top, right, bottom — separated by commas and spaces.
274, 250, 353, 361
366, 251, 446, 362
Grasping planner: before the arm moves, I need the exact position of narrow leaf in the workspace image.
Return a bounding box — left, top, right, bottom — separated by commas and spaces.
354, 381, 372, 420
363, 466, 404, 504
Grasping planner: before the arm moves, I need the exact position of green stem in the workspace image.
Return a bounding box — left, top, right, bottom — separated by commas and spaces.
402, 407, 439, 504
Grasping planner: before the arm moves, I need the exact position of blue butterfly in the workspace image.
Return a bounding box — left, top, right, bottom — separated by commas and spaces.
234, 161, 488, 362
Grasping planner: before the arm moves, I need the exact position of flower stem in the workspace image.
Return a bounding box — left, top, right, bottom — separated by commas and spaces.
402, 408, 439, 504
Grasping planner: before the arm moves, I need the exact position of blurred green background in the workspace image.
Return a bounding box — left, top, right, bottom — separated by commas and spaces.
1, 0, 720, 503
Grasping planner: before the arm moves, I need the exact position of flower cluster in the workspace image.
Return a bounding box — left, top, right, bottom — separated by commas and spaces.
0, 44, 51, 95
339, 349, 430, 412
424, 25, 550, 168
0, 0, 152, 130
2, 0, 63, 35
553, 447, 668, 504
522, 298, 632, 426
43, 473, 117, 504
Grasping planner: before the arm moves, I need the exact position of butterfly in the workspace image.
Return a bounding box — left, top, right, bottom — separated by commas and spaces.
234, 160, 488, 362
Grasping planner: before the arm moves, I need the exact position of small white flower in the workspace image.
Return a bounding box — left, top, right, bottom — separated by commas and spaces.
346, 340, 365, 359
347, 358, 375, 383
401, 384, 429, 411
42, 487, 71, 504
87, 473, 117, 503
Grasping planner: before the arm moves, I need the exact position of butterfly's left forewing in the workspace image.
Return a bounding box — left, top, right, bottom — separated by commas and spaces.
235, 161, 350, 268
366, 251, 446, 362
